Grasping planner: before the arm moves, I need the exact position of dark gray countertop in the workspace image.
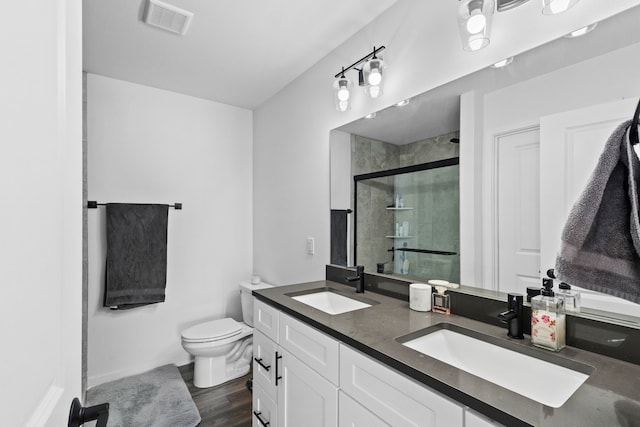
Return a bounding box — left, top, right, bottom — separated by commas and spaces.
253, 280, 640, 427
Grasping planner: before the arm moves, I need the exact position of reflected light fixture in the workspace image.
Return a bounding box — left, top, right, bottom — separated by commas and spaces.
365, 112, 377, 119
333, 46, 386, 110
542, 0, 579, 15
396, 99, 410, 107
333, 69, 353, 112
458, 0, 495, 51
565, 22, 597, 38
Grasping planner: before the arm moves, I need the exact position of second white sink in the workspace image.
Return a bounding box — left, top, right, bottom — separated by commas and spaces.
291, 290, 372, 315
399, 325, 592, 408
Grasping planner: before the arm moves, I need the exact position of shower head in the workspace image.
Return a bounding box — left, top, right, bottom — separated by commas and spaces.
450, 138, 460, 144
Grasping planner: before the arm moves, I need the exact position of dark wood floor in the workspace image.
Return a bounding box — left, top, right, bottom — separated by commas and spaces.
179, 363, 253, 427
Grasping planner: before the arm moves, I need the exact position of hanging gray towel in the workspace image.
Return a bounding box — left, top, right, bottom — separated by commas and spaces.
105, 203, 169, 309
555, 120, 640, 304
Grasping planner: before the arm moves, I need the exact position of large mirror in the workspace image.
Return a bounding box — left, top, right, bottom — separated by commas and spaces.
330, 6, 640, 324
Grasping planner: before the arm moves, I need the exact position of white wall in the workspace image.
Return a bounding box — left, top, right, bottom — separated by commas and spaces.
253, 0, 639, 286
86, 74, 253, 386
0, 0, 82, 425
480, 42, 640, 289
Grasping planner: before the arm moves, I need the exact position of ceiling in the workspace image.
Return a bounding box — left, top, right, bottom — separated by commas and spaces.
83, 0, 399, 110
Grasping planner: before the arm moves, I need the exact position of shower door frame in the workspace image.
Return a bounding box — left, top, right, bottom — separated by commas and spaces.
352, 157, 460, 270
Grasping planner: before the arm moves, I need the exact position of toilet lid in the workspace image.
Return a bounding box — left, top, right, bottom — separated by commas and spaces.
182, 318, 243, 343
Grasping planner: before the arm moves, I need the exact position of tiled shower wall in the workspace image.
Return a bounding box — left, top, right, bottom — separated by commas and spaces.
351, 131, 460, 283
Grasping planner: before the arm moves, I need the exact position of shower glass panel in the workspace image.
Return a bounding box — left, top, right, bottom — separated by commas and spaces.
354, 158, 460, 283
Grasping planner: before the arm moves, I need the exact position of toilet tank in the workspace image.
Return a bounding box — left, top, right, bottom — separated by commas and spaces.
239, 280, 273, 327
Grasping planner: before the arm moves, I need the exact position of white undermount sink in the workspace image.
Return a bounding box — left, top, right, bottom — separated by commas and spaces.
290, 289, 372, 315
399, 325, 592, 408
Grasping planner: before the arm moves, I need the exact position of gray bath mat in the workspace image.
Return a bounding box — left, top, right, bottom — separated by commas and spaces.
86, 364, 201, 427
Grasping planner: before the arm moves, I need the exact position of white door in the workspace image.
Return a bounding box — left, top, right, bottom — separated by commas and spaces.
0, 1, 83, 425
497, 127, 541, 295
277, 349, 338, 427
540, 98, 640, 316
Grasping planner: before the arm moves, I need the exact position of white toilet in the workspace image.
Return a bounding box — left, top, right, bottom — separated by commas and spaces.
181, 280, 272, 388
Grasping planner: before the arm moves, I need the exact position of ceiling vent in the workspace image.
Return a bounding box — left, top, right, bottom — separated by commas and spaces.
143, 0, 193, 35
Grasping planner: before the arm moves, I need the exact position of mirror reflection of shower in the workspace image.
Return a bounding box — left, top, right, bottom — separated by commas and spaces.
354, 155, 460, 284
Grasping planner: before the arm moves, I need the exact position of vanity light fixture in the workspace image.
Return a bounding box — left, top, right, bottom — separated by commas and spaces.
564, 22, 597, 38
333, 46, 386, 110
541, 0, 579, 15
490, 57, 514, 68
333, 69, 353, 112
457, 0, 495, 52
396, 99, 410, 107
364, 112, 377, 119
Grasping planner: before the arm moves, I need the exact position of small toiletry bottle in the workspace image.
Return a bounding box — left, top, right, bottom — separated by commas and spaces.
403, 221, 409, 237
402, 257, 410, 275
398, 193, 404, 208
395, 193, 400, 208
531, 278, 566, 351
557, 282, 581, 312
395, 222, 400, 236
432, 286, 450, 314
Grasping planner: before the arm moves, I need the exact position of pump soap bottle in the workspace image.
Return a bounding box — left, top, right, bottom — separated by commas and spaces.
531, 278, 566, 351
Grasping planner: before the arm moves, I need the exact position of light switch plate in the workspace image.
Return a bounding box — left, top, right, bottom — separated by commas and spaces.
306, 237, 315, 255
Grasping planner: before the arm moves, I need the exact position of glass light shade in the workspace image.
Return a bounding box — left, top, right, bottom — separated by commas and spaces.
333, 76, 353, 112
362, 57, 386, 98
542, 0, 579, 15
458, 0, 494, 52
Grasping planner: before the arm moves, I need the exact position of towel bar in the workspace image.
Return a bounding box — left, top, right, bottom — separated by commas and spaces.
87, 201, 182, 209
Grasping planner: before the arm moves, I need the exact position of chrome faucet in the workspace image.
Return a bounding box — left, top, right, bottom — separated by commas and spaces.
498, 293, 524, 339
345, 265, 365, 293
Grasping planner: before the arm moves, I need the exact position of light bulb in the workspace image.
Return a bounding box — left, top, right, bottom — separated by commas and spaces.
337, 86, 350, 101
337, 100, 349, 112
542, 0, 578, 15
466, 9, 486, 34
368, 68, 382, 86
468, 36, 487, 51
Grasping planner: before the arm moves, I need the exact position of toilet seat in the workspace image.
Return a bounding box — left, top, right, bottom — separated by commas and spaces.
182, 318, 243, 343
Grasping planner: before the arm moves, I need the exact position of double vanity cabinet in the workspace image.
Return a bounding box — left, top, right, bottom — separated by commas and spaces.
251, 298, 498, 427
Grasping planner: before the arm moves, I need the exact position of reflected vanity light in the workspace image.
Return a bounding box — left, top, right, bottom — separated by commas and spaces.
542, 0, 579, 15
490, 57, 514, 68
458, 0, 494, 51
364, 112, 377, 119
396, 99, 410, 107
333, 46, 387, 111
564, 23, 597, 38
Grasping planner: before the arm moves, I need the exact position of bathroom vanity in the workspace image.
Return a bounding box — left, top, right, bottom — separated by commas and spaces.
252, 280, 640, 427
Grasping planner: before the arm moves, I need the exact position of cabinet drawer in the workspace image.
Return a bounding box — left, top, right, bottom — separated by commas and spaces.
340, 345, 464, 427
465, 408, 503, 427
254, 299, 279, 342
279, 312, 340, 385
253, 330, 278, 400
253, 383, 277, 427
339, 391, 389, 427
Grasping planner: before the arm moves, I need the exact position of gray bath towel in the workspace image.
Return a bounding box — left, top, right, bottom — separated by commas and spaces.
105, 203, 169, 309
555, 120, 640, 304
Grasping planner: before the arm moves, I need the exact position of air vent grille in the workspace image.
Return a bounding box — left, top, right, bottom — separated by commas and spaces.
143, 0, 193, 35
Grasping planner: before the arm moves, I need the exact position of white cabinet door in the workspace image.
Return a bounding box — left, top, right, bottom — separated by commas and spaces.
339, 391, 389, 427
278, 348, 338, 427
253, 330, 279, 399
254, 299, 280, 342
279, 312, 340, 385
253, 383, 278, 427
340, 345, 464, 427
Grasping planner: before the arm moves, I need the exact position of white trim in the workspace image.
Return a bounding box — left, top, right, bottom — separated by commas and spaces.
25, 385, 64, 427
87, 355, 192, 388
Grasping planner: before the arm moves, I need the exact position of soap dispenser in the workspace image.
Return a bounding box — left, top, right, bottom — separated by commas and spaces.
531, 278, 566, 351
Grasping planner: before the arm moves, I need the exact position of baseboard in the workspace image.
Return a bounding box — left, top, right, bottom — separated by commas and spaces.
87, 355, 193, 389
25, 385, 63, 427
